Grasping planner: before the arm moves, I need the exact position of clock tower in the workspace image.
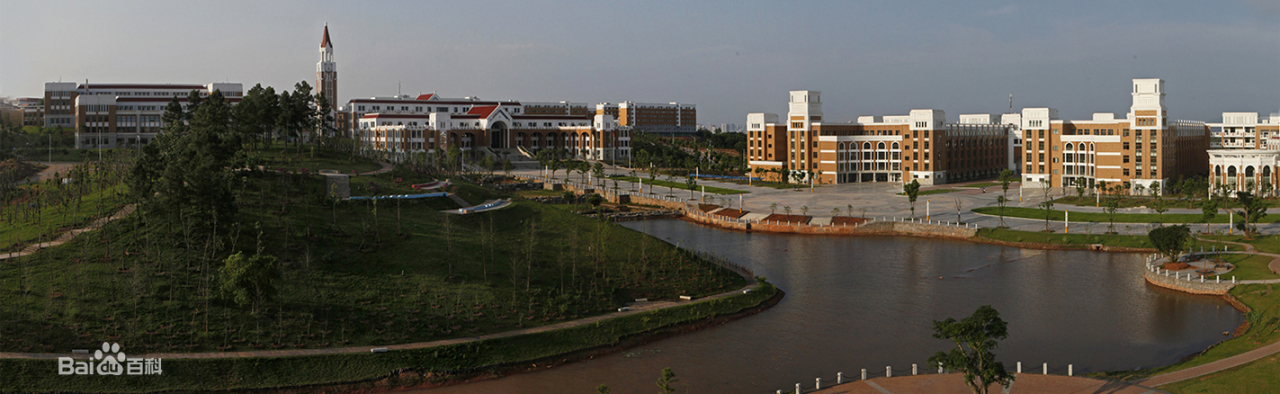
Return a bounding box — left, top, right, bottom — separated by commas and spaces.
316, 24, 337, 117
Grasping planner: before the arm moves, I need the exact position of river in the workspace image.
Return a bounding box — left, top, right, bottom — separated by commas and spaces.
417, 219, 1243, 394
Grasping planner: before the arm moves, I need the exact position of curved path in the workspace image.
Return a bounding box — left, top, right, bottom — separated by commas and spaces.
1199, 236, 1280, 278
358, 161, 393, 176
1125, 235, 1280, 388
813, 373, 1167, 394
0, 204, 135, 261
0, 282, 760, 360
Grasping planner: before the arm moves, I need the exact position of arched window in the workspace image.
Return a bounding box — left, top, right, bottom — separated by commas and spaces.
877, 142, 886, 150
891, 142, 899, 150
1065, 142, 1074, 151
1089, 143, 1095, 151
1215, 165, 1222, 176
863, 142, 871, 150
1246, 166, 1255, 177
1228, 165, 1237, 177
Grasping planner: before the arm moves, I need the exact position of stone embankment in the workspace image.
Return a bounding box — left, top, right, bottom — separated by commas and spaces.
1143, 268, 1236, 295
684, 208, 978, 239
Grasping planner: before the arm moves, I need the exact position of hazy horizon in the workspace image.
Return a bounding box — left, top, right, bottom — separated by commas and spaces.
2, 0, 1278, 126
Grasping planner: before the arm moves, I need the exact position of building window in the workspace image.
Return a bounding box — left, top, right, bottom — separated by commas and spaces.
1123, 155, 1129, 163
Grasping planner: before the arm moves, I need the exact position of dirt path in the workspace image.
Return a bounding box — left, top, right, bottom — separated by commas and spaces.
14, 161, 76, 185
0, 204, 135, 261
0, 282, 760, 360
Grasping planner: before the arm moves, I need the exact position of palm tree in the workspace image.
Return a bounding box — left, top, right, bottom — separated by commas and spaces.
801, 205, 809, 216
832, 207, 841, 217
770, 202, 778, 214
783, 206, 792, 216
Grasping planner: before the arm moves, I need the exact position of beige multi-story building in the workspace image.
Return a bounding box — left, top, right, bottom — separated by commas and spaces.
1019, 79, 1210, 193
1209, 112, 1280, 150
596, 101, 696, 134
1207, 112, 1280, 195
746, 91, 1017, 185
41, 82, 243, 148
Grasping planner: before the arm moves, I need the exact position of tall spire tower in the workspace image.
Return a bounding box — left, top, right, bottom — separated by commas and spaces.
316, 24, 337, 115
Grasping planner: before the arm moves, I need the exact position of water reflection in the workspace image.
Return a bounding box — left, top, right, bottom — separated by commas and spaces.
417, 219, 1241, 394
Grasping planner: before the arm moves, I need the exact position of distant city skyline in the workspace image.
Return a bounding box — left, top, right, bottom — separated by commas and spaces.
2, 0, 1278, 125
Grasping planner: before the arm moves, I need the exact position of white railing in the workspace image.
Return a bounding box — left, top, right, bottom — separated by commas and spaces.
775, 361, 1075, 393
1145, 250, 1237, 284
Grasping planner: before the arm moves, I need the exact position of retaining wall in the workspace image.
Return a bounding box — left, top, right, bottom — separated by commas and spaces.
1143, 269, 1235, 295
684, 212, 978, 238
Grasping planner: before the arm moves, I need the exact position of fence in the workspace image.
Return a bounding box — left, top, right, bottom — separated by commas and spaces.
687, 173, 763, 182
1144, 251, 1238, 284
776, 361, 1076, 393
348, 192, 448, 201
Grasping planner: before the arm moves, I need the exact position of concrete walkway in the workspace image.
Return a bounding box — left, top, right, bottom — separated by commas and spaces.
358, 161, 393, 176
812, 373, 1168, 394
1136, 340, 1280, 387
0, 282, 760, 360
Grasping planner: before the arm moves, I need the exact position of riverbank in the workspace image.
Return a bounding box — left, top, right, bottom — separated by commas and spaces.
0, 281, 781, 393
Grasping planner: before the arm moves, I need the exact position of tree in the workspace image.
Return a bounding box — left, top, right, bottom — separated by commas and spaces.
1074, 180, 1086, 198
954, 196, 963, 223
218, 252, 281, 314
928, 305, 1015, 394
1151, 181, 1167, 224
1149, 225, 1191, 264
996, 169, 1015, 228
1103, 196, 1121, 234
769, 202, 777, 214
1235, 191, 1267, 239
904, 179, 921, 218
686, 176, 697, 200
596, 384, 610, 394
1201, 198, 1218, 233
592, 162, 605, 185
656, 367, 678, 394
800, 205, 808, 216
1038, 180, 1053, 232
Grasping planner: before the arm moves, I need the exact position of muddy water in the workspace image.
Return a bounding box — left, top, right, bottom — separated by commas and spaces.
415, 219, 1242, 394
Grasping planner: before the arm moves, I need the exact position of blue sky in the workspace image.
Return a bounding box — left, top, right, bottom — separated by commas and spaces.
1, 0, 1277, 125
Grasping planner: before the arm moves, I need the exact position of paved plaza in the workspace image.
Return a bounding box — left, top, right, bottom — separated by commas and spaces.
512, 164, 1280, 236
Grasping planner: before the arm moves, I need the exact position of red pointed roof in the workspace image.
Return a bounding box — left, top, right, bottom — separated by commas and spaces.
466, 105, 499, 118
415, 94, 435, 101
320, 25, 333, 48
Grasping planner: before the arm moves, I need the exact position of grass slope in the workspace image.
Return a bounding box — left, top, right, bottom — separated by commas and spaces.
0, 153, 744, 357
608, 175, 747, 195
0, 284, 776, 393
973, 206, 1278, 224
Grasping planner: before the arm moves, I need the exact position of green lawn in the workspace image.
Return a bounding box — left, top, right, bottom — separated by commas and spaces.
608, 175, 748, 194
1199, 234, 1280, 255
1053, 195, 1280, 210
1163, 353, 1280, 393
972, 206, 1277, 224
977, 227, 1155, 249
1215, 254, 1280, 281
975, 227, 1235, 251
0, 283, 777, 393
